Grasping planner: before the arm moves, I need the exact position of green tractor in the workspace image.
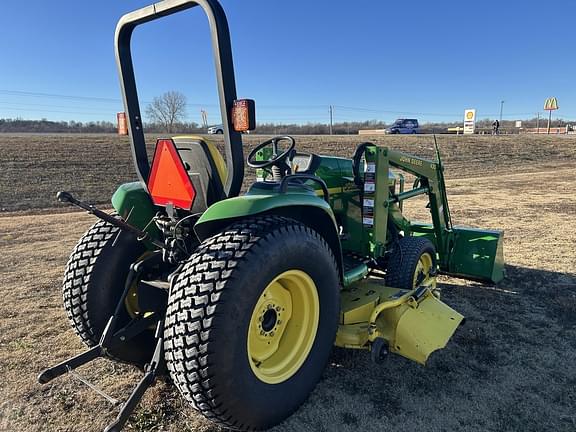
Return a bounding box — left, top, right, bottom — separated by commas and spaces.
38, 1, 504, 431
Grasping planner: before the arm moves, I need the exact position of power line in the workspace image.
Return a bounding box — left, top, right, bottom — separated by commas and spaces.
0, 89, 330, 110
0, 107, 118, 116
0, 89, 121, 103
1, 89, 574, 122
0, 100, 117, 113
334, 105, 458, 117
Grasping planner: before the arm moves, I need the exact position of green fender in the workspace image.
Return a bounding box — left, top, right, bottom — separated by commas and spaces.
194, 192, 344, 279
111, 182, 160, 240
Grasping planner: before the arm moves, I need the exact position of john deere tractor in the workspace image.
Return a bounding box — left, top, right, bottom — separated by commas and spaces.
38, 1, 504, 431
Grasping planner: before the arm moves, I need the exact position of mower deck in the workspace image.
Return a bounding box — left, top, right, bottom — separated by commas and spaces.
336, 277, 464, 364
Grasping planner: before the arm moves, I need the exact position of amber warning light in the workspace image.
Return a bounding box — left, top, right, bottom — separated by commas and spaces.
117, 112, 128, 136
232, 99, 256, 132
148, 139, 196, 210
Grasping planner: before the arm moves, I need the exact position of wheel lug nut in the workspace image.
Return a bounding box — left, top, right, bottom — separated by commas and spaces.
275, 306, 281, 312
270, 331, 275, 336
277, 320, 282, 325
260, 331, 265, 335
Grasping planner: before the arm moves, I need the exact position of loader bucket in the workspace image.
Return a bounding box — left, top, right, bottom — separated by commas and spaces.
375, 290, 464, 365
448, 227, 505, 283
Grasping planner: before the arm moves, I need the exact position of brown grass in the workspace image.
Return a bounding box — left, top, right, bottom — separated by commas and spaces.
0, 134, 575, 432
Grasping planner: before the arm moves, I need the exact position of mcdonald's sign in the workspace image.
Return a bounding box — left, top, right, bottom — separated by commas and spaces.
544, 97, 559, 111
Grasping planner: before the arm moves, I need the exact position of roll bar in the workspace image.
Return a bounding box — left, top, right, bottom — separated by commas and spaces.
115, 0, 244, 198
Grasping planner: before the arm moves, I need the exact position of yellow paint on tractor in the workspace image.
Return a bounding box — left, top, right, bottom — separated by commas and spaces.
335, 279, 463, 365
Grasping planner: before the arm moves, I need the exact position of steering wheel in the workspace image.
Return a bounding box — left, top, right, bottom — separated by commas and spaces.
352, 142, 375, 187
247, 136, 296, 169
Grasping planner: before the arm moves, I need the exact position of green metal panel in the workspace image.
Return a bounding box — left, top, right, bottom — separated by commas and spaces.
110, 182, 161, 251
338, 187, 364, 255
299, 155, 350, 212
315, 156, 348, 189
388, 149, 438, 179
194, 187, 344, 280
111, 182, 160, 238
195, 189, 337, 236
332, 158, 364, 255
324, 148, 399, 257
372, 147, 391, 258
410, 223, 438, 246
448, 226, 505, 283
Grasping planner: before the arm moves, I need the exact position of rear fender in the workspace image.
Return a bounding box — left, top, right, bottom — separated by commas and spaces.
194, 193, 344, 279
111, 182, 160, 241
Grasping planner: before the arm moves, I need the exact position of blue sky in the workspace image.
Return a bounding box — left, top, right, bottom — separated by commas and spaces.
1, 0, 574, 125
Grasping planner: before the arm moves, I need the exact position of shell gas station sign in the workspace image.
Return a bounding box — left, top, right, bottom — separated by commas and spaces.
463, 109, 476, 134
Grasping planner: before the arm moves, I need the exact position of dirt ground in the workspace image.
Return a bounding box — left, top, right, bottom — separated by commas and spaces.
2, 133, 575, 212
0, 134, 575, 432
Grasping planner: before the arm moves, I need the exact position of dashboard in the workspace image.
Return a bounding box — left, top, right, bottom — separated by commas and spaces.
292, 152, 317, 173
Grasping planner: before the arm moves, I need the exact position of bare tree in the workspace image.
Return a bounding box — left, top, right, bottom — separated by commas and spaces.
146, 91, 187, 133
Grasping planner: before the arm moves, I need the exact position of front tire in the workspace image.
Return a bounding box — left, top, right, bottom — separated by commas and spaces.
164, 216, 340, 430
385, 236, 437, 290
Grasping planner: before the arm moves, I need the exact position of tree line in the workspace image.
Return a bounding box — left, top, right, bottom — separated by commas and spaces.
0, 118, 118, 133
3, 91, 572, 134
1, 117, 572, 134
2, 92, 573, 134
0, 118, 205, 134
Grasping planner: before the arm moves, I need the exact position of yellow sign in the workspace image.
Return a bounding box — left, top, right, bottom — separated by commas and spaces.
463, 109, 476, 134
544, 97, 559, 111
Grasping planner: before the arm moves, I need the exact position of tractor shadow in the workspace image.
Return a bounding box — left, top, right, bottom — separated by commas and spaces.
439, 264, 576, 328
287, 265, 576, 432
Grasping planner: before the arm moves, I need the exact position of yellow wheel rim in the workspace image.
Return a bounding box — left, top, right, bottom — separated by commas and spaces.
247, 270, 320, 384
413, 252, 437, 289
125, 279, 140, 318
124, 252, 155, 319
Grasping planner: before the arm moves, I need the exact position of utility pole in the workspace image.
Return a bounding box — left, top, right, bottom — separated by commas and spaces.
536, 112, 540, 134
200, 109, 208, 129
499, 100, 504, 122
329, 105, 333, 135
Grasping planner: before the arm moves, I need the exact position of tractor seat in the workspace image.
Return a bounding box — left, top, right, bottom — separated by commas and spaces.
172, 136, 227, 213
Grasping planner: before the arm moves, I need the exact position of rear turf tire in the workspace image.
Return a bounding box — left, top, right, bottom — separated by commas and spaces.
385, 236, 437, 290
163, 216, 340, 430
62, 219, 155, 366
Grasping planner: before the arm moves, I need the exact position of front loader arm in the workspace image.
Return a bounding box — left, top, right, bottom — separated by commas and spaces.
386, 148, 504, 283
387, 149, 453, 267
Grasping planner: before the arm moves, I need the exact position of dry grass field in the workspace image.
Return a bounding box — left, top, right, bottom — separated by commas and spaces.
0, 133, 575, 432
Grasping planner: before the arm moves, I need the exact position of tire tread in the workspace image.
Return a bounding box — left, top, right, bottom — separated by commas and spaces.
385, 236, 436, 289
164, 216, 337, 430
62, 220, 119, 346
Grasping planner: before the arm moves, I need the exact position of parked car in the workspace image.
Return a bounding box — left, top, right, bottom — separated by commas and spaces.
385, 118, 419, 134
207, 124, 224, 134
207, 124, 251, 134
